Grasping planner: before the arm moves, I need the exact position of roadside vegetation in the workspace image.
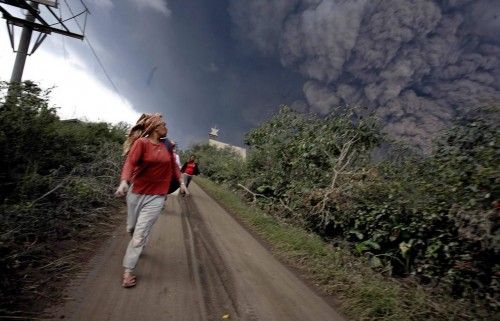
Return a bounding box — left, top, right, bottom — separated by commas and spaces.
0, 81, 127, 318
1, 80, 497, 320
188, 106, 499, 320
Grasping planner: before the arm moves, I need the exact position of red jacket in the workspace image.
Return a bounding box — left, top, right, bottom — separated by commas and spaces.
181, 160, 200, 175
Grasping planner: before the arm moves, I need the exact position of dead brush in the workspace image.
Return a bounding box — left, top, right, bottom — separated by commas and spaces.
0, 142, 125, 318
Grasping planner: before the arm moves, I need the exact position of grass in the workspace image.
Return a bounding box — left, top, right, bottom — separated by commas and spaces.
195, 176, 491, 321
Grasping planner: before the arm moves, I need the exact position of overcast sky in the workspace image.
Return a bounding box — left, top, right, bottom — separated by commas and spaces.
1, 0, 499, 150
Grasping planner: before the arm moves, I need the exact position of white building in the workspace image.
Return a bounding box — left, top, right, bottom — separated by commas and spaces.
208, 127, 247, 159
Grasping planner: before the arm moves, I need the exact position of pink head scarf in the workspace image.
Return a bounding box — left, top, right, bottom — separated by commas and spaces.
122, 113, 164, 156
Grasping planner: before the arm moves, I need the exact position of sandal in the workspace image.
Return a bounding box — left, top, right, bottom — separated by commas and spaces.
122, 273, 136, 288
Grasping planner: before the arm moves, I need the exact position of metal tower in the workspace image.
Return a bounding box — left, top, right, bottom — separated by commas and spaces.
0, 0, 88, 82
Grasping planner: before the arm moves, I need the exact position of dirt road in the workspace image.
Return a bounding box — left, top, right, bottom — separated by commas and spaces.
48, 182, 345, 321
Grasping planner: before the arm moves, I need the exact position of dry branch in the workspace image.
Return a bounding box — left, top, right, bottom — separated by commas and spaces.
314, 134, 359, 226
237, 183, 268, 203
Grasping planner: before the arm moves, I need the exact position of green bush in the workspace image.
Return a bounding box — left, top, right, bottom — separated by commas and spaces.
194, 105, 499, 311
243, 107, 382, 223
0, 81, 127, 314
182, 143, 245, 185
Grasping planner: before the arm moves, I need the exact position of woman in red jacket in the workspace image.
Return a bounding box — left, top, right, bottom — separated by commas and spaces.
115, 113, 181, 288
180, 154, 200, 195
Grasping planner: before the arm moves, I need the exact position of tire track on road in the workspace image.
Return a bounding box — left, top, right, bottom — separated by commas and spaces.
179, 195, 244, 321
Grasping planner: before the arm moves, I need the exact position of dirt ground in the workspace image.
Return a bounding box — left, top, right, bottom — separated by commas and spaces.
47, 182, 345, 321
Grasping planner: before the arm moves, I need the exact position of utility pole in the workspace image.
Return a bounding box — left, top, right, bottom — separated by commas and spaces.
0, 0, 88, 83
10, 3, 37, 83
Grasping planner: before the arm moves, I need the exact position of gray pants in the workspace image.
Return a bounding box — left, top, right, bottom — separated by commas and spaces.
123, 190, 165, 272
183, 173, 194, 187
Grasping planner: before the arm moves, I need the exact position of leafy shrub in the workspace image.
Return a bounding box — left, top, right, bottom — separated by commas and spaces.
182, 143, 245, 185
0, 81, 127, 314
243, 107, 382, 222
193, 105, 499, 311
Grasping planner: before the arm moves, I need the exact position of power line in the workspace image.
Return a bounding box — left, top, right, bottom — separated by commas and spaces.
49, 9, 87, 26
62, 0, 125, 101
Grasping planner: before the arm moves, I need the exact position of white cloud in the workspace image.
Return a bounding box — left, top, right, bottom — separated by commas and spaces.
0, 27, 140, 125
134, 0, 171, 16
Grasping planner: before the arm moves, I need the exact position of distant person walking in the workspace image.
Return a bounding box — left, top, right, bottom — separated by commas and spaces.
181, 154, 200, 193
115, 113, 181, 288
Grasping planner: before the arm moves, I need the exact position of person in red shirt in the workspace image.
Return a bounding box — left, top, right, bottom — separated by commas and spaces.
115, 113, 181, 288
180, 154, 200, 193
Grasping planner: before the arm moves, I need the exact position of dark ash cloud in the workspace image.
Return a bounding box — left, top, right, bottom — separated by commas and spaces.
229, 0, 500, 148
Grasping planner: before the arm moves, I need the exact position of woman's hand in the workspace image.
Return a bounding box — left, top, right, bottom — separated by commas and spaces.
115, 180, 129, 197
180, 182, 189, 195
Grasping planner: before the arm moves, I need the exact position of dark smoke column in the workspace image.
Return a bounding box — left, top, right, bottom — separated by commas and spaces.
230, 0, 500, 149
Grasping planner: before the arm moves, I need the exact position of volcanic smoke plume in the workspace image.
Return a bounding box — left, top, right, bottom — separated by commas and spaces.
229, 0, 500, 148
